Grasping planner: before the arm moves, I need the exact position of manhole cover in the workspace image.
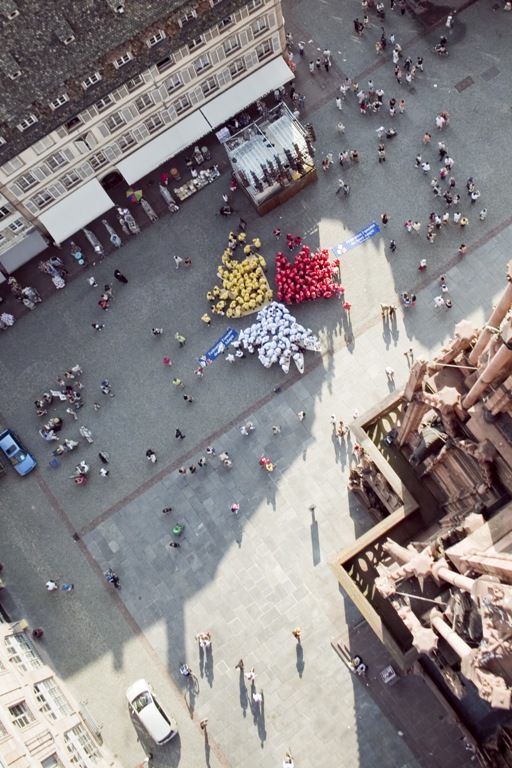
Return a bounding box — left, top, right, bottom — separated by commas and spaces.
481, 65, 500, 81
454, 76, 474, 93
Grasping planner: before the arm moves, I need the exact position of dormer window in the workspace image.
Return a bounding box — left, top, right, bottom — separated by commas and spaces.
49, 93, 69, 110
147, 31, 165, 47
82, 72, 102, 89
17, 114, 38, 132
179, 10, 197, 26
114, 52, 132, 68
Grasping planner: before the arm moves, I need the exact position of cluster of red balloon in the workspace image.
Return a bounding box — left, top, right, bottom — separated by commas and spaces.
276, 246, 343, 303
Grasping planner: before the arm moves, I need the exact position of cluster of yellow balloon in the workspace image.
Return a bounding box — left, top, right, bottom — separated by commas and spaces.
207, 249, 272, 317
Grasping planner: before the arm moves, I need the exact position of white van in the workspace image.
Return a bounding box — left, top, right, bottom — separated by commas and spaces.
126, 679, 178, 745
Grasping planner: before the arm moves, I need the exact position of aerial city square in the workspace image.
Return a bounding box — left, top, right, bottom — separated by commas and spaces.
1, 1, 512, 767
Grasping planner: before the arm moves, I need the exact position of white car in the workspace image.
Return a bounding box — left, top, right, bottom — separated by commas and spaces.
126, 679, 178, 745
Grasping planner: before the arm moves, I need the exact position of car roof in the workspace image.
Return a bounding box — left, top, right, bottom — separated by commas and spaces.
126, 678, 150, 701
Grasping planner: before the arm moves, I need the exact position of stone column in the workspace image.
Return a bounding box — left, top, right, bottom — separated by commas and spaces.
468, 260, 512, 365
430, 610, 473, 660
462, 343, 512, 410
431, 560, 475, 593
398, 398, 430, 447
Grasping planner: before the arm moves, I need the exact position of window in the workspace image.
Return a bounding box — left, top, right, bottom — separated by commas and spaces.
17, 115, 38, 132
64, 724, 100, 768
5, 633, 43, 669
31, 190, 54, 209
127, 75, 144, 91
147, 31, 165, 47
9, 702, 35, 729
0, 233, 5, 243
218, 15, 233, 29
229, 59, 245, 78
8, 219, 26, 234
179, 10, 197, 25
223, 34, 239, 54
47, 152, 69, 171
34, 678, 73, 720
201, 76, 218, 95
144, 115, 163, 134
246, 0, 263, 11
118, 133, 136, 151
135, 93, 153, 113
114, 52, 132, 68
81, 72, 102, 89
188, 36, 203, 52
41, 755, 64, 768
173, 95, 191, 115
17, 173, 38, 192
74, 133, 96, 153
256, 40, 272, 60
165, 73, 182, 93
1, 157, 23, 175
0, 205, 11, 220
65, 116, 83, 132
33, 136, 55, 154
61, 171, 81, 189
89, 151, 108, 170
0, 717, 7, 737
49, 93, 69, 110
95, 95, 114, 112
211, 0, 225, 4
251, 16, 268, 35
156, 55, 174, 73
105, 113, 126, 133
194, 54, 210, 74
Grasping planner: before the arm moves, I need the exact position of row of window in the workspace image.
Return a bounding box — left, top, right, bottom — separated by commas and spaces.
12, 0, 266, 135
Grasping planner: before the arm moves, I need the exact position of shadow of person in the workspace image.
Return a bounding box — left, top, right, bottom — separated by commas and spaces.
204, 730, 211, 768
382, 317, 391, 349
310, 508, 320, 566
296, 642, 305, 678
331, 429, 342, 464
199, 644, 205, 678
387, 377, 396, 392
238, 668, 248, 717
255, 691, 267, 746
205, 646, 214, 688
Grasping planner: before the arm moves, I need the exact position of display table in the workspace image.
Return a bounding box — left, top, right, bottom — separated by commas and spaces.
173, 167, 220, 202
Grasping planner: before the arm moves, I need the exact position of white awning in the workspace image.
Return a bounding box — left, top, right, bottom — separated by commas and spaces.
201, 57, 294, 130
0, 229, 48, 274
117, 111, 211, 185
39, 180, 114, 244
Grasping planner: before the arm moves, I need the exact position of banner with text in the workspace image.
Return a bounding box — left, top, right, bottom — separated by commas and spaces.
197, 327, 238, 365
331, 221, 380, 257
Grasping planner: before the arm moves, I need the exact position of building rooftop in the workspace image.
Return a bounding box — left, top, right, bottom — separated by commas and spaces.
0, 0, 245, 162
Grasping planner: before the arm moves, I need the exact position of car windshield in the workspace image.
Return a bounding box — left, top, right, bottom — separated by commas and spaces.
131, 691, 152, 713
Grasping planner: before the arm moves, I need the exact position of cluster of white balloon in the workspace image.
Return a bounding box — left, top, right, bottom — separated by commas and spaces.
237, 302, 321, 373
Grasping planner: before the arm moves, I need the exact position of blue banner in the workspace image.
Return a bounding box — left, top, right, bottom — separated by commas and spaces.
197, 327, 238, 365
331, 221, 380, 256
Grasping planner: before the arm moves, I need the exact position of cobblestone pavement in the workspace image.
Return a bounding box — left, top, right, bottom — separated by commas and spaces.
0, 1, 510, 767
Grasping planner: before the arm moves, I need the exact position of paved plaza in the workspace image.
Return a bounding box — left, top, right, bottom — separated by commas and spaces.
1, 1, 511, 766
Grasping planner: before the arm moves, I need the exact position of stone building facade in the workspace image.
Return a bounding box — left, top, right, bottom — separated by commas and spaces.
0, 0, 289, 272
0, 622, 118, 768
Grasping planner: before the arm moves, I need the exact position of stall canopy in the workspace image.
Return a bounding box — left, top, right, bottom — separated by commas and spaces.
200, 57, 294, 130
39, 179, 114, 244
0, 229, 48, 274
117, 111, 211, 185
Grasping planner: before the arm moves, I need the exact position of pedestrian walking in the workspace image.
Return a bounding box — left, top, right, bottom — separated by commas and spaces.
389, 239, 397, 252
183, 394, 194, 404
174, 255, 183, 269
460, 216, 469, 228
151, 328, 163, 335
421, 161, 431, 174
195, 366, 204, 378
479, 208, 487, 221
399, 99, 406, 113
178, 466, 187, 475
46, 579, 59, 591
198, 457, 207, 467
175, 332, 186, 347
309, 60, 314, 74
380, 213, 389, 226
99, 468, 109, 477
385, 366, 395, 379
272, 425, 281, 435
418, 258, 427, 270
244, 667, 256, 682
169, 542, 181, 548
423, 132, 431, 145
146, 449, 157, 463
114, 269, 128, 284
434, 296, 445, 308
175, 428, 186, 439
201, 313, 212, 326
412, 221, 421, 235
453, 211, 461, 224
335, 96, 342, 111
297, 411, 306, 420
91, 323, 105, 330
231, 503, 240, 514
458, 244, 467, 257
378, 145, 386, 163
61, 583, 74, 593
87, 277, 98, 287
292, 627, 301, 642
206, 445, 216, 456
